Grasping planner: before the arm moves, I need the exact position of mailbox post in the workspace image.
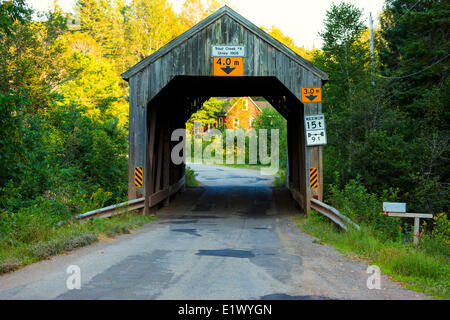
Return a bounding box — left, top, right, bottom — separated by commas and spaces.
383, 202, 433, 244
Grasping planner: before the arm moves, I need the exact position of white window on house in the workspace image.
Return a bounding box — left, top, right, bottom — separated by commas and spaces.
194, 124, 203, 138
242, 99, 248, 111
250, 116, 255, 127
233, 117, 239, 129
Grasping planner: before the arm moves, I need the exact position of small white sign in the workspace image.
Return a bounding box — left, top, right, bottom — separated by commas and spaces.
383, 202, 406, 213
212, 45, 245, 57
304, 114, 327, 146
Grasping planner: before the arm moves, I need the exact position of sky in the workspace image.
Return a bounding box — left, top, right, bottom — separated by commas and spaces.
26, 0, 385, 49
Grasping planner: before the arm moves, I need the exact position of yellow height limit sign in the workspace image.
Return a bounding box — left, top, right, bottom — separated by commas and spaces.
301, 87, 322, 103
213, 57, 243, 76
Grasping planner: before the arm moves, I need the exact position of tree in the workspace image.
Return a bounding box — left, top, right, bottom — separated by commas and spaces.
58, 32, 128, 126
180, 0, 224, 28
378, 0, 449, 213
314, 2, 411, 197
186, 97, 225, 132
264, 25, 318, 61
254, 106, 287, 168
124, 0, 183, 63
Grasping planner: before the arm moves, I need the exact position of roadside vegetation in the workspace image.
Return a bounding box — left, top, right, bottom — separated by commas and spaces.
0, 209, 155, 274
0, 0, 222, 274
296, 1, 449, 300
185, 166, 200, 187
296, 178, 449, 299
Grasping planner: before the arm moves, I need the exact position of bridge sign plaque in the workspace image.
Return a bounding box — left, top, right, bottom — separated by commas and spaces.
211, 45, 245, 57
304, 114, 327, 146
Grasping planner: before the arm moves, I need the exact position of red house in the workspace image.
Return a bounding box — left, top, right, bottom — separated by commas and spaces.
217, 97, 262, 130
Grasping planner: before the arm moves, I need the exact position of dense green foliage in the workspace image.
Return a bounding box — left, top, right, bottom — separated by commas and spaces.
298, 210, 450, 299
307, 2, 449, 297
0, 0, 223, 268
314, 1, 449, 217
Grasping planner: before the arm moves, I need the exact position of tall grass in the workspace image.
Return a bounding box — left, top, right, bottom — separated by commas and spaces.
297, 212, 449, 299
0, 207, 155, 274
297, 177, 450, 299
185, 166, 200, 187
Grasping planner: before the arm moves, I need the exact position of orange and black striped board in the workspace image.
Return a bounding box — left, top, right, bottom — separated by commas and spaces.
134, 166, 143, 188
310, 168, 319, 189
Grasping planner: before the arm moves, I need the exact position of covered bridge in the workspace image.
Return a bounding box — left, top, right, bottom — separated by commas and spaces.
121, 6, 328, 214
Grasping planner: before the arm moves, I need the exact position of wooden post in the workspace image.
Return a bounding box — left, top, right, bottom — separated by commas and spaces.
155, 131, 164, 191
413, 217, 420, 245
163, 116, 171, 206
387, 212, 433, 244
144, 106, 158, 216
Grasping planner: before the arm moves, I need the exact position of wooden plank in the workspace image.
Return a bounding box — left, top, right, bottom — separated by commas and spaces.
388, 213, 433, 218
221, 15, 229, 43
206, 23, 213, 75
141, 68, 149, 108
144, 105, 158, 216
197, 29, 205, 75
136, 71, 142, 108
259, 40, 268, 76
163, 117, 171, 206
155, 125, 164, 191
215, 19, 222, 44
244, 31, 253, 75
128, 76, 138, 200
151, 59, 161, 102
253, 37, 260, 76
186, 37, 193, 75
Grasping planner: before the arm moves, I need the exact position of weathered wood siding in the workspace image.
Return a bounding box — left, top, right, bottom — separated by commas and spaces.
124, 7, 327, 211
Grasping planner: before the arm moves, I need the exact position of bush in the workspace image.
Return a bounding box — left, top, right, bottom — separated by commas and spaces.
327, 175, 402, 240
273, 169, 286, 187
32, 232, 97, 259
422, 213, 450, 257
186, 166, 200, 187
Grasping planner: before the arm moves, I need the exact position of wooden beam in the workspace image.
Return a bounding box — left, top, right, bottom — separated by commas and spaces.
163, 116, 171, 206
155, 127, 164, 191
144, 106, 158, 216
388, 212, 433, 219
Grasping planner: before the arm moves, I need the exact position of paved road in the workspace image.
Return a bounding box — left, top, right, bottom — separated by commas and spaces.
0, 164, 428, 299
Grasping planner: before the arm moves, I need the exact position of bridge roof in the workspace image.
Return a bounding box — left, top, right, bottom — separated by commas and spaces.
122, 6, 328, 81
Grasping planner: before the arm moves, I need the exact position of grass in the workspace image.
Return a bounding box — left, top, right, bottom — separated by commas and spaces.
186, 166, 201, 187
0, 211, 155, 274
273, 168, 286, 187
296, 212, 450, 299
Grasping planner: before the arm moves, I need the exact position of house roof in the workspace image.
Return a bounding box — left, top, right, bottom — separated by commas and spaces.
253, 101, 273, 111
121, 6, 328, 81
224, 97, 261, 115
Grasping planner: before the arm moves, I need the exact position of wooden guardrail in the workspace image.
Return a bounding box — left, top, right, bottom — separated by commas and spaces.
310, 198, 360, 231
76, 176, 185, 221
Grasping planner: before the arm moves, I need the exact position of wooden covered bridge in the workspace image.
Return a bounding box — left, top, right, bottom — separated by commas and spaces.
121, 6, 328, 216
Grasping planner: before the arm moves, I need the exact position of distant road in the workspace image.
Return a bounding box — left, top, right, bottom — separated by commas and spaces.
0, 164, 428, 299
